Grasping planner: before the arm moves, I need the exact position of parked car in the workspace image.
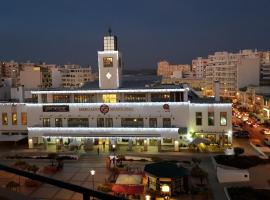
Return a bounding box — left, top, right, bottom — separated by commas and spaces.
263, 129, 270, 135
233, 131, 249, 138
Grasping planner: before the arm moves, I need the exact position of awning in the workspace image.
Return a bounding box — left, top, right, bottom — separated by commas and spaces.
112, 184, 144, 195
0, 135, 27, 142
189, 137, 211, 145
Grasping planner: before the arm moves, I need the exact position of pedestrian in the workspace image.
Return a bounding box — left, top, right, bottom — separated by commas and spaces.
102, 141, 105, 151
97, 147, 100, 156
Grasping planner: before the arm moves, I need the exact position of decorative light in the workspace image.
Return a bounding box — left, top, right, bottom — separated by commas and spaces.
161, 184, 170, 193
145, 195, 151, 200
90, 169, 95, 176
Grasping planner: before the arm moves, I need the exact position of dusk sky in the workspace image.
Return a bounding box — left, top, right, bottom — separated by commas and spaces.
0, 0, 270, 69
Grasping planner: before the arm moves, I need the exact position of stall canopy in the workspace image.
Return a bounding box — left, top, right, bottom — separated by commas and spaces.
112, 174, 144, 195
144, 161, 189, 179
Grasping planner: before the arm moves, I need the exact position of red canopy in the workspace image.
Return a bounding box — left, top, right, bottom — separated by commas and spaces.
112, 184, 144, 195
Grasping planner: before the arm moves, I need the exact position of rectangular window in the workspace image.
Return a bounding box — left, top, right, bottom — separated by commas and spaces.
105, 118, 113, 127
102, 94, 117, 103
55, 118, 63, 127
103, 57, 113, 67
124, 94, 146, 102
151, 93, 171, 102
97, 118, 105, 127
21, 112, 27, 125
43, 118, 50, 127
208, 112, 214, 126
196, 112, 202, 126
163, 118, 171, 128
53, 95, 70, 103
149, 118, 157, 128
220, 112, 227, 126
67, 118, 88, 127
2, 113, 8, 125
121, 118, 144, 127
12, 113, 17, 125
74, 94, 93, 103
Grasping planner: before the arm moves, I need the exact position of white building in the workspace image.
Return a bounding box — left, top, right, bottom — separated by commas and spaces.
0, 31, 232, 151
204, 50, 260, 97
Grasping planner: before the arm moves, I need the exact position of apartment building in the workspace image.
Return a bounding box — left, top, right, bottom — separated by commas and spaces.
192, 57, 209, 78
61, 65, 95, 88
204, 50, 260, 98
260, 51, 270, 86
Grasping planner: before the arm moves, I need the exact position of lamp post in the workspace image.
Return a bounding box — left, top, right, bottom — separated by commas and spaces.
145, 194, 151, 200
112, 144, 116, 168
90, 169, 95, 191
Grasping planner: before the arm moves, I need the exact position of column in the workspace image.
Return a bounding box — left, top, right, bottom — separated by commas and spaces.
43, 138, 48, 150
157, 139, 162, 152
174, 140, 179, 152
28, 137, 33, 149
128, 139, 132, 151
143, 139, 148, 151
38, 94, 42, 103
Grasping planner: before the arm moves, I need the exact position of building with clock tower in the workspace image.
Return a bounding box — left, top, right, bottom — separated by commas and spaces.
98, 28, 123, 89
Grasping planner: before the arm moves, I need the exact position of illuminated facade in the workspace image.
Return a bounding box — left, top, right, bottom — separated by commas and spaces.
0, 31, 232, 151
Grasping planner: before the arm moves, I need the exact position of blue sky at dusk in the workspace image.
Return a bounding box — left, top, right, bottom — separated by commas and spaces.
0, 0, 270, 69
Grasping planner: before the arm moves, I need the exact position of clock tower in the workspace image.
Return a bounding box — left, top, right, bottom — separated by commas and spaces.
98, 28, 123, 89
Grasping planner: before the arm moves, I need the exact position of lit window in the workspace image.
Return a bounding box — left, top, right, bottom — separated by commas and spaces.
103, 57, 113, 67
208, 112, 214, 126
220, 112, 227, 126
12, 113, 17, 125
102, 94, 117, 103
55, 118, 62, 127
43, 118, 50, 127
21, 112, 27, 125
2, 113, 8, 125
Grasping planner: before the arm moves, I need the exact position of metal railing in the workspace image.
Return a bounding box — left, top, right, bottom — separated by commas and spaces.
0, 164, 126, 200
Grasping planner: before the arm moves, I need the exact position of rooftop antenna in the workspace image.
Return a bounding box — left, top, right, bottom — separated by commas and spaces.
108, 26, 112, 36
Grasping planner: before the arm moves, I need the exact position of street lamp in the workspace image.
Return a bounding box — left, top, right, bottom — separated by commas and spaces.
112, 144, 116, 168
145, 194, 151, 200
90, 169, 95, 190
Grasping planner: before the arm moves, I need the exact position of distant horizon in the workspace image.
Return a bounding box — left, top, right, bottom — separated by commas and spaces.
0, 47, 267, 71
0, 0, 270, 69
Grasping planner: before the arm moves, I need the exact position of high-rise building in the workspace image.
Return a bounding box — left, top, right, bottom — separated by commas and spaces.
204, 50, 260, 97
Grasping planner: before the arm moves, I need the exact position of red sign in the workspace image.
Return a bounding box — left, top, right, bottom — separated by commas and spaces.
163, 104, 170, 112
100, 104, 109, 115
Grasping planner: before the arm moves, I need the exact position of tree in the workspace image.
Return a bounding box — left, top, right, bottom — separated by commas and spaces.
234, 147, 244, 157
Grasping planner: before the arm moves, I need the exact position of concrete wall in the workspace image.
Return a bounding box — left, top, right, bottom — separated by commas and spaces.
237, 57, 260, 89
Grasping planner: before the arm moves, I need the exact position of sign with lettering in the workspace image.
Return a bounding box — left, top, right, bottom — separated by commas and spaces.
79, 107, 134, 112
43, 105, 69, 112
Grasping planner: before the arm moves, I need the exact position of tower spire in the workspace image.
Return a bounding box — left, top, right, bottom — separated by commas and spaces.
108, 26, 112, 36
